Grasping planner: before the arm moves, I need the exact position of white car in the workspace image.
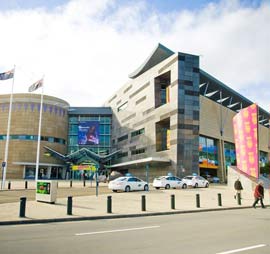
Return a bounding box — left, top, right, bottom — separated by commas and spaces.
182, 175, 209, 188
108, 176, 149, 192
153, 176, 187, 189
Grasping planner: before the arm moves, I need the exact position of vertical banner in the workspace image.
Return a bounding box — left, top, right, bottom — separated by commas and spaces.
233, 104, 259, 178
78, 121, 99, 145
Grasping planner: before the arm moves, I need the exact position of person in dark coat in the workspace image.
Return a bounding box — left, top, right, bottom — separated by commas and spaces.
252, 181, 265, 208
234, 178, 243, 199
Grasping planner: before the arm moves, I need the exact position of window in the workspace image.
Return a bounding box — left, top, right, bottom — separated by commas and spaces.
117, 134, 128, 142
117, 102, 128, 112
156, 118, 170, 151
118, 151, 128, 158
131, 148, 146, 155
199, 136, 218, 169
155, 71, 171, 108
131, 128, 145, 138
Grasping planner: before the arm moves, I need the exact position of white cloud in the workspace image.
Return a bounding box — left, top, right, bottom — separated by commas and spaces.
0, 0, 269, 111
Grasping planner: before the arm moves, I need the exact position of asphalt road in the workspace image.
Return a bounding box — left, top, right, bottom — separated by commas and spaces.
0, 209, 269, 254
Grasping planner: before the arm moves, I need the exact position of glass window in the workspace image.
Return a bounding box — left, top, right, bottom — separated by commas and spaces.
131, 128, 145, 137
117, 102, 128, 112
199, 136, 218, 169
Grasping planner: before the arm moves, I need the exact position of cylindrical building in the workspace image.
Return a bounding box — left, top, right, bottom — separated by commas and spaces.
0, 94, 69, 180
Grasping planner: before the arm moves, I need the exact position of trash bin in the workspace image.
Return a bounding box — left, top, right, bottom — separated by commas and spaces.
36, 180, 57, 203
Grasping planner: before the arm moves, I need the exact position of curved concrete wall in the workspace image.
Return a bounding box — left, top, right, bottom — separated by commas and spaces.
0, 93, 69, 179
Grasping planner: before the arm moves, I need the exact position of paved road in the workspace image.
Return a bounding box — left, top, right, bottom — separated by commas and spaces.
0, 209, 269, 254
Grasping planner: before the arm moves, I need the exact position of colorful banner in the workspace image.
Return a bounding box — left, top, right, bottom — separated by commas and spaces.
233, 104, 259, 178
78, 121, 99, 145
72, 165, 97, 171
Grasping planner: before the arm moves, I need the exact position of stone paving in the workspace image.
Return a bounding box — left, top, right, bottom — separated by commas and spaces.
1, 180, 267, 225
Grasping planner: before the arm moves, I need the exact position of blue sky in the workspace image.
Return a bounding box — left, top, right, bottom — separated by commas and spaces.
0, 0, 263, 11
0, 0, 269, 111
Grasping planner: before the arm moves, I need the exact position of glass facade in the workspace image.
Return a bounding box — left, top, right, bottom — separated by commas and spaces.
259, 151, 268, 167
224, 142, 236, 167
68, 115, 111, 154
177, 53, 200, 175
199, 136, 218, 175
67, 111, 112, 180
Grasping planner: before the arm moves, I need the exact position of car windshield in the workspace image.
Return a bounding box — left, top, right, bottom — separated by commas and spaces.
115, 177, 127, 182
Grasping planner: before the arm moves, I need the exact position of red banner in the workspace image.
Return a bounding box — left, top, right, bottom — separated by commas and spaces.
233, 104, 259, 178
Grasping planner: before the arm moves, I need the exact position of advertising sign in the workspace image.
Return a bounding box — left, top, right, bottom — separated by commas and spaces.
36, 181, 51, 195
72, 165, 97, 171
78, 121, 99, 145
233, 104, 259, 178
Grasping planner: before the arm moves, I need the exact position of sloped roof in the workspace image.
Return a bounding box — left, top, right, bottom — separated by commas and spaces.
129, 43, 174, 79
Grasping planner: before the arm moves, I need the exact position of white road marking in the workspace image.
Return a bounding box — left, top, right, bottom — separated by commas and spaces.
75, 225, 160, 236
216, 244, 267, 254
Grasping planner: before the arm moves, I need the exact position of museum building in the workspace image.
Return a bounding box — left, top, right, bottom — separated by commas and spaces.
0, 44, 269, 182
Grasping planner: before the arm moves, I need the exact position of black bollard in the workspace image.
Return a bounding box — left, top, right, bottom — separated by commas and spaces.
218, 193, 222, 206
237, 193, 241, 205
107, 196, 112, 213
141, 195, 146, 211
25, 181, 28, 189
70, 180, 72, 188
67, 196, 73, 215
171, 194, 175, 209
196, 194, 200, 208
8, 181, 11, 190
19, 197, 26, 217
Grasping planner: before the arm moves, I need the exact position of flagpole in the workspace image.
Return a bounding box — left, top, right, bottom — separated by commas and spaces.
2, 66, 15, 190
35, 77, 44, 181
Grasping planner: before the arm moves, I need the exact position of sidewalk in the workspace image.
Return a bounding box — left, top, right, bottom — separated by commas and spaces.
0, 184, 265, 225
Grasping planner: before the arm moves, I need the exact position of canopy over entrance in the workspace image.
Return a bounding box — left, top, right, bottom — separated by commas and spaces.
44, 146, 120, 168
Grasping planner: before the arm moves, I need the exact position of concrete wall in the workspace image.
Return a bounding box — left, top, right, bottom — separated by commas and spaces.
0, 94, 69, 179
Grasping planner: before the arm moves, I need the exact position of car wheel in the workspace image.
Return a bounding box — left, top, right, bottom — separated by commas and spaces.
194, 183, 198, 188
165, 184, 170, 189
155, 187, 160, 190
144, 185, 149, 191
112, 190, 117, 192
125, 186, 131, 192
182, 183, 187, 189
205, 183, 209, 188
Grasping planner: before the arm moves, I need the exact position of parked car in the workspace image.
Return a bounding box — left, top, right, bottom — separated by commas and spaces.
182, 175, 209, 188
108, 176, 149, 192
212, 176, 220, 183
153, 176, 187, 189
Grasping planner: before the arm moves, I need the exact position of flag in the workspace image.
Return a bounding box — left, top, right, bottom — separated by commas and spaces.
28, 79, 43, 92
233, 103, 259, 178
0, 69, 14, 80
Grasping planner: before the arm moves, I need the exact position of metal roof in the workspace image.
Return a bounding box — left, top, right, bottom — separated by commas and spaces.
200, 69, 270, 127
129, 43, 174, 79
68, 107, 112, 115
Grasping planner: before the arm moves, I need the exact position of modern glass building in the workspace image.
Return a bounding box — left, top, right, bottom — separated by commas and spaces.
67, 107, 112, 179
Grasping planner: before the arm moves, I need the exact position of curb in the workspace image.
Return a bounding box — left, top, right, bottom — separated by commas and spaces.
0, 205, 257, 226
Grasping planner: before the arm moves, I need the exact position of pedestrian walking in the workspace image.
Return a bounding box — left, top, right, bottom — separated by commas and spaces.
252, 181, 265, 208
234, 178, 243, 199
